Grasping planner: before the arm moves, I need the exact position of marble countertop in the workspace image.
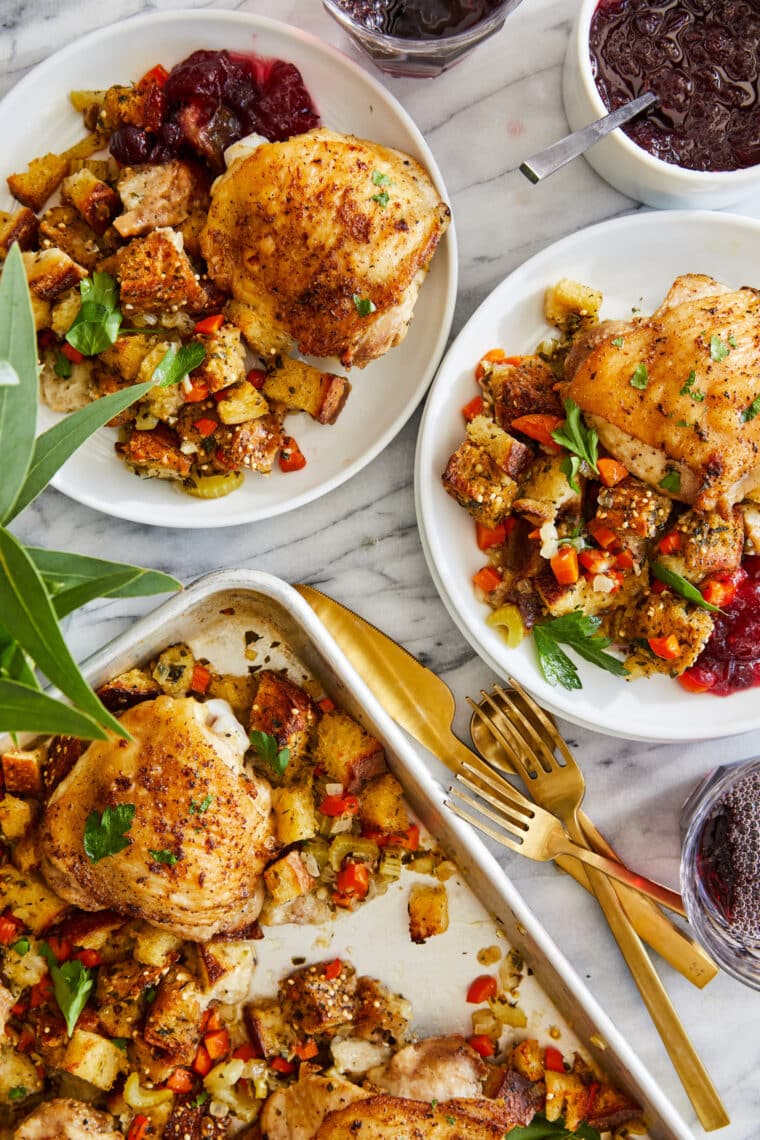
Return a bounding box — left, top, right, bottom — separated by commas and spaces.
3, 0, 759, 1135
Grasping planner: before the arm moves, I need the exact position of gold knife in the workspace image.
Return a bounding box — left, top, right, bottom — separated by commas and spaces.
295, 583, 717, 989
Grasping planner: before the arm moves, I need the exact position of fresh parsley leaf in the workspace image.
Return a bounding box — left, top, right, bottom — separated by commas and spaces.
551, 399, 599, 478
629, 362, 648, 389
83, 804, 135, 863
151, 342, 207, 388
54, 351, 73, 379
679, 370, 704, 401
430, 1099, 439, 1109
371, 169, 392, 186
676, 419, 691, 428
353, 294, 376, 317
533, 612, 628, 691
659, 469, 681, 493
250, 729, 290, 776
728, 334, 738, 348
7, 1086, 26, 1100
650, 562, 722, 612
11, 937, 29, 956
111, 1037, 129, 1052
39, 942, 94, 1036
561, 454, 582, 494
611, 336, 623, 348
193, 1091, 211, 1106
65, 272, 123, 356
533, 626, 582, 690
144, 984, 158, 1004
710, 334, 730, 362
507, 1114, 601, 1140
189, 794, 213, 815
445, 1118, 456, 1127
150, 848, 180, 866
741, 394, 760, 422
372, 190, 390, 207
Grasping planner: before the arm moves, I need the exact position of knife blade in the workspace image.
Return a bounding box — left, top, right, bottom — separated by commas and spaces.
295, 583, 717, 989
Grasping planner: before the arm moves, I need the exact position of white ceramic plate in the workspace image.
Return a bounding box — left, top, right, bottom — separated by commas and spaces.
0, 10, 456, 528
416, 210, 760, 743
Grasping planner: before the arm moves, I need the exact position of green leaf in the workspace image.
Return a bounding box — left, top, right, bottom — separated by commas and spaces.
150, 342, 206, 388
561, 454, 582, 494
629, 362, 648, 390
65, 272, 122, 356
0, 362, 19, 386
551, 399, 599, 474
710, 334, 729, 362
650, 561, 722, 612
250, 729, 290, 776
189, 794, 213, 815
658, 469, 681, 494
149, 848, 179, 865
7, 1086, 26, 1101
371, 170, 392, 186
372, 190, 390, 207
53, 351, 73, 379
507, 1113, 601, 1140
679, 370, 705, 402
0, 678, 106, 738
533, 626, 582, 690
39, 942, 94, 1036
741, 394, 760, 423
0, 244, 38, 525
611, 336, 623, 348
11, 937, 29, 956
353, 294, 376, 318
84, 804, 136, 863
0, 529, 128, 738
28, 548, 180, 601
0, 625, 39, 691
533, 611, 628, 691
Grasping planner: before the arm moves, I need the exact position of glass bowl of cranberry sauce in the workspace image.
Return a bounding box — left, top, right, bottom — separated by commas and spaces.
681, 758, 760, 990
322, 0, 523, 78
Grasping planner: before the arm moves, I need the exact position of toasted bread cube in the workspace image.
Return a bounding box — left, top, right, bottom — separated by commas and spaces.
0, 208, 38, 258
544, 1069, 590, 1131
358, 773, 409, 835
100, 333, 160, 382
55, 909, 126, 952
245, 998, 297, 1059
218, 414, 283, 474
152, 644, 195, 697
534, 566, 642, 620
513, 454, 581, 526
194, 323, 247, 394
510, 1038, 544, 1082
39, 205, 104, 272
484, 355, 563, 428
264, 850, 315, 907
43, 736, 85, 798
250, 670, 318, 776
30, 295, 52, 331
69, 88, 106, 116
162, 1101, 230, 1140
117, 426, 193, 480
595, 476, 672, 541
101, 82, 164, 132
97, 666, 162, 713
216, 381, 269, 425
408, 883, 448, 944
144, 966, 202, 1063
50, 287, 82, 337
544, 278, 602, 331
132, 921, 182, 969
96, 958, 167, 1006
279, 960, 357, 1036
659, 506, 744, 584
1, 748, 43, 795
354, 976, 411, 1045
587, 1081, 642, 1132
610, 590, 714, 677
117, 229, 209, 313
1, 942, 46, 992
226, 296, 293, 359
198, 940, 256, 1004
263, 358, 351, 424
22, 249, 87, 301
61, 168, 120, 234
0, 866, 68, 933
207, 673, 256, 725
466, 415, 534, 479
0, 795, 35, 842
314, 710, 386, 794
8, 152, 69, 212
62, 1029, 128, 1090
442, 440, 518, 528
272, 785, 319, 846
0, 1045, 42, 1101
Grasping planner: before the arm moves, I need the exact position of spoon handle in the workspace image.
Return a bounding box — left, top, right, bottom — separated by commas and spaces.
520, 91, 657, 184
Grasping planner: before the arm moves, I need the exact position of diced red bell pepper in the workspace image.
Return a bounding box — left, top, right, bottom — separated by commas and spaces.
293, 1038, 319, 1061
192, 1042, 212, 1076
192, 417, 218, 439
232, 1041, 262, 1061
61, 342, 85, 364
73, 948, 102, 968
166, 1067, 194, 1093
279, 436, 307, 473
651, 578, 668, 595
701, 575, 741, 608
127, 1114, 151, 1140
271, 1055, 296, 1074
0, 912, 24, 945
462, 395, 484, 422
194, 314, 225, 336
46, 936, 72, 962
473, 565, 502, 593
319, 793, 359, 818
587, 519, 620, 551
658, 531, 682, 555
544, 1045, 566, 1072
613, 549, 635, 571
29, 977, 54, 1008
335, 861, 370, 900
597, 457, 629, 487
467, 1034, 496, 1057
183, 381, 210, 404
361, 823, 420, 851
204, 1027, 230, 1060
678, 668, 712, 694
318, 696, 336, 713
586, 1081, 601, 1118
466, 975, 498, 1004
138, 64, 169, 88
324, 958, 343, 980
648, 634, 680, 661
579, 549, 614, 575
246, 368, 268, 389
16, 1027, 34, 1054
190, 663, 211, 694
510, 413, 564, 449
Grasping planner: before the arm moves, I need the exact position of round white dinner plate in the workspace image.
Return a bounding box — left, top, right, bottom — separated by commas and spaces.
416, 210, 760, 743
0, 10, 456, 528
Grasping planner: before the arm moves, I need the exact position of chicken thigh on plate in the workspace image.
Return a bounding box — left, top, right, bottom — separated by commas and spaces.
201, 127, 450, 368
39, 696, 275, 941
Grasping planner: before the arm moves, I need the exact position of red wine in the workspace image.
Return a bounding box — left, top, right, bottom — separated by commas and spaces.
338, 0, 504, 38
698, 769, 760, 940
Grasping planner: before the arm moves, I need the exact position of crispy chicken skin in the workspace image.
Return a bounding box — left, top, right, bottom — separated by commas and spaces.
314, 1094, 514, 1139
39, 696, 275, 941
261, 1071, 371, 1140
566, 274, 760, 513
13, 1099, 122, 1139
201, 128, 450, 368
366, 1036, 486, 1102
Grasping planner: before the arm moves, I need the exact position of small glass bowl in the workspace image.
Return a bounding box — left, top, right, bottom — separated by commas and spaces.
322, 0, 522, 79
680, 757, 760, 990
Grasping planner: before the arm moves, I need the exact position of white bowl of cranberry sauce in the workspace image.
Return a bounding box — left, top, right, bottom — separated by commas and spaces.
563, 0, 760, 209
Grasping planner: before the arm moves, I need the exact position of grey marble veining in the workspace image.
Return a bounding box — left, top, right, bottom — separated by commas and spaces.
4, 0, 760, 1134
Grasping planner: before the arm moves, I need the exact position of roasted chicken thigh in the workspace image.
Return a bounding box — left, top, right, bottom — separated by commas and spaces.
39, 696, 275, 940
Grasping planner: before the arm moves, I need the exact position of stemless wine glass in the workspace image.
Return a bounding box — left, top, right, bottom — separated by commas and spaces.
322, 0, 523, 78
680, 757, 760, 990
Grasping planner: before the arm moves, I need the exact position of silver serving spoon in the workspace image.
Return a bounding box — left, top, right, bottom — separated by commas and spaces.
520, 91, 657, 184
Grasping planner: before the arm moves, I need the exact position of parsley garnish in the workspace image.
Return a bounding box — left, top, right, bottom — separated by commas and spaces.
144, 985, 158, 1004
551, 399, 599, 491
151, 342, 207, 388
372, 190, 390, 207
353, 294, 376, 317
39, 941, 94, 1036
710, 334, 730, 361
659, 469, 681, 494
629, 362, 648, 389
680, 371, 705, 402
650, 562, 722, 612
611, 336, 624, 348
728, 334, 738, 348
53, 351, 72, 379
506, 1113, 601, 1139
250, 730, 290, 777
83, 804, 135, 863
111, 1037, 129, 1052
741, 394, 760, 422
65, 272, 122, 356
431, 1099, 439, 1109
150, 849, 180, 866
533, 612, 628, 691
11, 937, 29, 956
190, 794, 213, 815
561, 455, 583, 495
446, 1118, 456, 1126
372, 170, 392, 186
193, 1091, 211, 1107
676, 419, 691, 428
8, 1086, 26, 1100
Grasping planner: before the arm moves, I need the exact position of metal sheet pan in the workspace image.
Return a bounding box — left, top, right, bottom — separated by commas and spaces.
36, 568, 694, 1140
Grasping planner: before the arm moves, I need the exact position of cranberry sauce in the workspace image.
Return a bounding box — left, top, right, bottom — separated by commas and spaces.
688, 556, 760, 695
589, 0, 760, 172
337, 0, 504, 38
697, 768, 760, 940
110, 50, 320, 172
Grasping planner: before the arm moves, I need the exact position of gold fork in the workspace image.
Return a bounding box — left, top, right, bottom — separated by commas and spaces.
448, 763, 685, 914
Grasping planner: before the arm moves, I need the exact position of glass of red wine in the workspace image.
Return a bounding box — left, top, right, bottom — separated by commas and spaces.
322, 0, 523, 78
681, 757, 760, 990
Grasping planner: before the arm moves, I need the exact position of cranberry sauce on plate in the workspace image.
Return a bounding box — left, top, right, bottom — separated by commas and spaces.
336, 0, 504, 38
589, 0, 760, 172
697, 767, 760, 941
686, 556, 760, 695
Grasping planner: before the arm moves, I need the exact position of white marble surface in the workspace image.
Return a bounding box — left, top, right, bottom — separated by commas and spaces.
3, 0, 759, 1135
